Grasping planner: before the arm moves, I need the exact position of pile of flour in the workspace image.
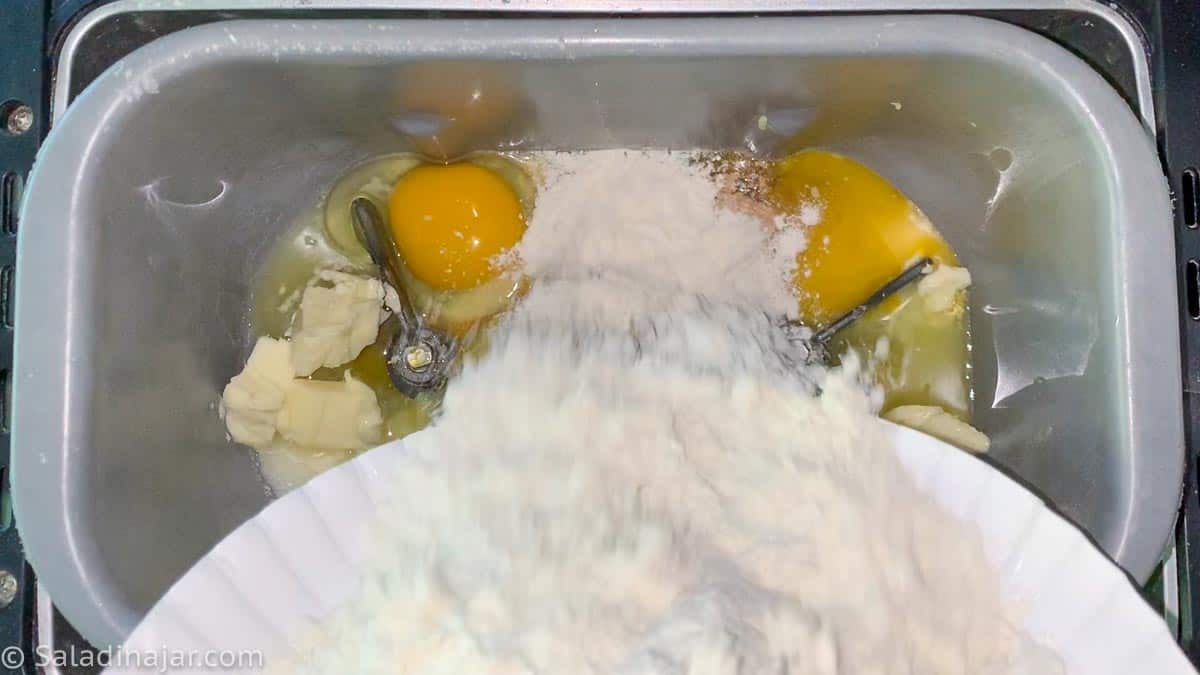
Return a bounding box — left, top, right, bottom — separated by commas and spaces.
510, 150, 805, 325
283, 151, 1060, 674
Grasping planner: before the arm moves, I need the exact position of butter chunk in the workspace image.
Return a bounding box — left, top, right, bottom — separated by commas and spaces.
221, 337, 295, 447
884, 405, 990, 453
291, 271, 385, 376
221, 336, 384, 455
276, 373, 383, 451
917, 265, 971, 314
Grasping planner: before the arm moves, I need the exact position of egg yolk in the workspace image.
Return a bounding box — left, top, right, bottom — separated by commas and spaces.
772, 150, 958, 326
388, 163, 526, 291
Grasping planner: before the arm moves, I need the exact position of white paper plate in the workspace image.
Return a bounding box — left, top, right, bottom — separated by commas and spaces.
107, 424, 1195, 674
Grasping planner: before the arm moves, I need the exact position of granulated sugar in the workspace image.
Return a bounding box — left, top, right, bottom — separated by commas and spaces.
281, 150, 1060, 675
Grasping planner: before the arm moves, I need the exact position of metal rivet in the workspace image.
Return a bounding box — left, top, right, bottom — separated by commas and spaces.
0, 570, 18, 607
3, 104, 33, 136
403, 343, 434, 371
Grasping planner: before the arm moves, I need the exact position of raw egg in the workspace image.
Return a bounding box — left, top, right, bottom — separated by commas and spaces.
773, 149, 972, 419
251, 153, 535, 491
316, 153, 533, 332
388, 162, 526, 291
772, 149, 957, 326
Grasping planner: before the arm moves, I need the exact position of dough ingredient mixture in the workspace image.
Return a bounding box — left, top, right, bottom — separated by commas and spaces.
226, 146, 987, 493
229, 153, 533, 492
277, 151, 1058, 674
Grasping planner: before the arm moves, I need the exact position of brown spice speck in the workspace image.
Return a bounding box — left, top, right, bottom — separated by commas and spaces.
693, 151, 787, 226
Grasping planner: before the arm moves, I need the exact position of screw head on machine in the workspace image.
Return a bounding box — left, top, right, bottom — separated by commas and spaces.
3, 104, 33, 136
0, 570, 18, 607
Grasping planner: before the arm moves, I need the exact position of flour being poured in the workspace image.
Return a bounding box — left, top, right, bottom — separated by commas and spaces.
284, 151, 1060, 674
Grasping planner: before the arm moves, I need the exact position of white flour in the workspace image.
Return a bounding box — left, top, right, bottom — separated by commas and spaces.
512, 150, 804, 323
283, 151, 1060, 674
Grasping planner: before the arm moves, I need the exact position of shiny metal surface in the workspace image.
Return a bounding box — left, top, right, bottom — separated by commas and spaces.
350, 197, 456, 397
810, 257, 933, 344
50, 0, 1158, 130
350, 198, 414, 328
14, 15, 1180, 648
